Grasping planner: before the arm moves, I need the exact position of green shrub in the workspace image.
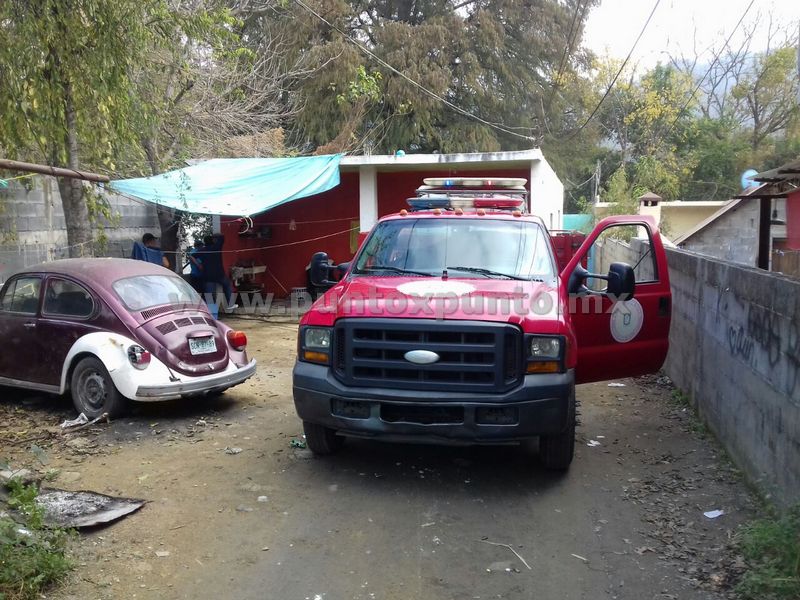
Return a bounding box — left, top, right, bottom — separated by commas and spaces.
0, 481, 72, 600
736, 505, 800, 600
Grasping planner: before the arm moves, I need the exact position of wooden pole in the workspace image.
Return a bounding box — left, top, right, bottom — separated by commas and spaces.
0, 158, 110, 183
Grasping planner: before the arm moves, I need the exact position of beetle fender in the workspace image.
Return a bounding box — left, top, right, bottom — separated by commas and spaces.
60, 332, 172, 399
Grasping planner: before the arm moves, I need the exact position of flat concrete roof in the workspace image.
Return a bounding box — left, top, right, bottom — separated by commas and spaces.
595, 200, 730, 208
339, 148, 543, 171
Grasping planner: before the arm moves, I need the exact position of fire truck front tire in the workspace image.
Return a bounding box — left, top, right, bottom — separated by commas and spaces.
538, 386, 576, 470
303, 421, 346, 455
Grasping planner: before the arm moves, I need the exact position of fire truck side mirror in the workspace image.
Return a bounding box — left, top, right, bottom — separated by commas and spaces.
567, 262, 635, 300
606, 262, 635, 300
309, 252, 336, 289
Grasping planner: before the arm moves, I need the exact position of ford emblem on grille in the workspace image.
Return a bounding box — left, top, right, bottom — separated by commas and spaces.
404, 350, 440, 365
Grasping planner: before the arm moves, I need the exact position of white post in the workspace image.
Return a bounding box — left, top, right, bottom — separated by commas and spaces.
529, 158, 565, 229
529, 160, 536, 214
359, 166, 378, 232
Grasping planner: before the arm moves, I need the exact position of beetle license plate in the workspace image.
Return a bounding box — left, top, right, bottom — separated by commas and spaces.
189, 336, 217, 355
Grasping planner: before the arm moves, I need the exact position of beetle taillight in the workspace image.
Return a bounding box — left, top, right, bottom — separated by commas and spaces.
227, 330, 247, 352
127, 345, 151, 370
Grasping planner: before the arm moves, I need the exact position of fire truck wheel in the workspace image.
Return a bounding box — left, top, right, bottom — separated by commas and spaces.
539, 387, 576, 470
303, 421, 346, 455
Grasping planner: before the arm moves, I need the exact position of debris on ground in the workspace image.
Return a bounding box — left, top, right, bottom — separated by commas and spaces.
570, 553, 589, 563
608, 382, 626, 387
478, 539, 532, 570
35, 489, 145, 528
703, 509, 725, 519
224, 446, 243, 455
290, 439, 307, 449
587, 440, 602, 447
60, 413, 89, 429
0, 468, 36, 486
60, 412, 109, 431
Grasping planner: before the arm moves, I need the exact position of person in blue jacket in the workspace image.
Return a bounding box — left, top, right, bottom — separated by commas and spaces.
131, 233, 170, 269
201, 234, 237, 311
187, 239, 204, 293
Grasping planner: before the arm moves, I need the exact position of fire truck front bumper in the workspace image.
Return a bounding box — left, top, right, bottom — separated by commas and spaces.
292, 361, 575, 445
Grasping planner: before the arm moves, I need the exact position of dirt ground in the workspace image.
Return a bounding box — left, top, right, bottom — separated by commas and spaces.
0, 318, 757, 600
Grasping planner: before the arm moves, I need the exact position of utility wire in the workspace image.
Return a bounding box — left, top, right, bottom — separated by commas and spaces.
566, 0, 661, 140
291, 0, 535, 142
658, 0, 755, 140
544, 0, 590, 117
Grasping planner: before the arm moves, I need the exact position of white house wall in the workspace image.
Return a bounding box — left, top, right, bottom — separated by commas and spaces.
530, 158, 564, 230
358, 166, 378, 232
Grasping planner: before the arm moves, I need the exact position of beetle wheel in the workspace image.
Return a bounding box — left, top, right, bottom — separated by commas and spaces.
70, 357, 127, 419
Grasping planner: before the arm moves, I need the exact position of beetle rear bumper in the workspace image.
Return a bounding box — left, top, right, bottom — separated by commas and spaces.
293, 361, 574, 444
134, 359, 257, 401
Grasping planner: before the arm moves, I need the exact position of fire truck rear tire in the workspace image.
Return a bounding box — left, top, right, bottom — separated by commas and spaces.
303, 421, 346, 455
539, 388, 576, 470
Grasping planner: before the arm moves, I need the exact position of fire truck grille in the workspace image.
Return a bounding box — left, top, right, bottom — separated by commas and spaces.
332, 319, 523, 393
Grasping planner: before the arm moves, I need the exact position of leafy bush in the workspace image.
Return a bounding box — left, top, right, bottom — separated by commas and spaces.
0, 481, 72, 600
736, 505, 800, 600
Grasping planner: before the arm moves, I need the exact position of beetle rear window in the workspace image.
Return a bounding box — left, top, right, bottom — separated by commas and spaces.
112, 275, 200, 311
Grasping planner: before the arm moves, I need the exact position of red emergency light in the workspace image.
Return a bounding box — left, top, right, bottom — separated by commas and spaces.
472, 197, 526, 209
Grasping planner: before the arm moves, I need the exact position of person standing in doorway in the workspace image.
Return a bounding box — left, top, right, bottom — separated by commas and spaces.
131, 233, 170, 269
187, 239, 204, 294
201, 233, 237, 311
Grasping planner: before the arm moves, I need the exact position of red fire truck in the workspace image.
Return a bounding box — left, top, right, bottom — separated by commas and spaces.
293, 178, 671, 469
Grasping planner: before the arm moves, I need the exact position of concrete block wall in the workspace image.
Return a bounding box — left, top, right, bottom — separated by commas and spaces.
679, 201, 760, 267
596, 238, 799, 506
0, 175, 159, 281
595, 237, 657, 282
665, 248, 800, 507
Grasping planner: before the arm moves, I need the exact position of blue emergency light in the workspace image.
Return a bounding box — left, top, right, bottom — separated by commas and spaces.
406, 196, 451, 211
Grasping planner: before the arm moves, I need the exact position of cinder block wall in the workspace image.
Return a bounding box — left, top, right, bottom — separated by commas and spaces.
679, 201, 760, 267
600, 235, 800, 506
0, 176, 159, 281
665, 248, 800, 507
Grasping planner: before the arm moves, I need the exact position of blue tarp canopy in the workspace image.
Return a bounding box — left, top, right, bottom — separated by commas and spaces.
109, 154, 342, 216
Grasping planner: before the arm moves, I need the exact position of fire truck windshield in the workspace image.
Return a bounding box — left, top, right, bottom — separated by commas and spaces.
353, 218, 556, 281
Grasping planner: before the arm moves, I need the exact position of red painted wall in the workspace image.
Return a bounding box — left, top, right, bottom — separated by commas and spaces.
787, 190, 800, 250
220, 172, 359, 296
220, 167, 530, 297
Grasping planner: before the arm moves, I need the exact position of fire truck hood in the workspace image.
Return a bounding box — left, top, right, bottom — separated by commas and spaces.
303, 275, 566, 331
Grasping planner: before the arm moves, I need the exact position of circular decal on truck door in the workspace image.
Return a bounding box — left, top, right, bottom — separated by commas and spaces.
610, 299, 644, 343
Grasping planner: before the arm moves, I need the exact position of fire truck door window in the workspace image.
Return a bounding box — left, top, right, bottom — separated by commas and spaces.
585, 224, 658, 292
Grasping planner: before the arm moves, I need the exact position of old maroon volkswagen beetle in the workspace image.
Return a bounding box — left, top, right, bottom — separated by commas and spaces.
0, 258, 256, 417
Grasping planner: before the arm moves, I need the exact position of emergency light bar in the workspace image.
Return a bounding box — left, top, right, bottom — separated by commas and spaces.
408, 176, 529, 212
423, 177, 527, 188
406, 197, 452, 211
406, 196, 526, 211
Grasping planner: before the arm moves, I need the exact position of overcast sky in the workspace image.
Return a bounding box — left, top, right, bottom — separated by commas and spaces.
584, 0, 800, 70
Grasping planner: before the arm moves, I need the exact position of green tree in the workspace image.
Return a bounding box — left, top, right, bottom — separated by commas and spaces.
731, 46, 800, 151
0, 0, 290, 262
241, 0, 600, 154
0, 0, 156, 255
603, 166, 637, 214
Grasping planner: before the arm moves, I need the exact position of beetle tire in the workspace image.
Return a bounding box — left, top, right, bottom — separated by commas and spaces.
70, 357, 127, 419
539, 386, 576, 470
302, 421, 345, 455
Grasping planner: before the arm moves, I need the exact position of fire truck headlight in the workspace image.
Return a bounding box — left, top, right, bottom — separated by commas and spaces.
529, 336, 561, 359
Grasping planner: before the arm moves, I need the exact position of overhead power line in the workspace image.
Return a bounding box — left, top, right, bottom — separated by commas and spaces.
544, 0, 590, 115
291, 0, 535, 142
566, 0, 661, 140
659, 0, 755, 140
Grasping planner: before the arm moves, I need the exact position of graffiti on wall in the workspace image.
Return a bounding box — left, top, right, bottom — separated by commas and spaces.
726, 300, 800, 398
